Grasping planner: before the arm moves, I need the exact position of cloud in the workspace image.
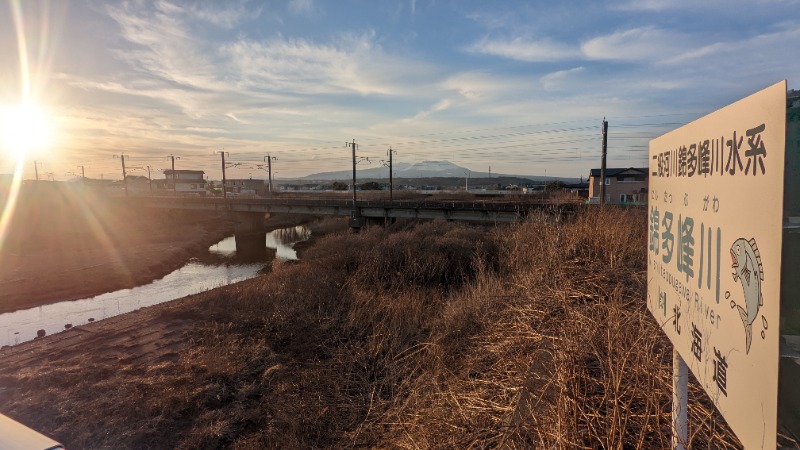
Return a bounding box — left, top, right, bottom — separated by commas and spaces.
441, 72, 533, 101
663, 25, 800, 67
288, 0, 315, 15
467, 36, 580, 62
540, 67, 585, 91
225, 32, 438, 96
181, 1, 257, 28
613, 0, 799, 12
412, 98, 453, 120
226, 113, 248, 124
581, 26, 689, 62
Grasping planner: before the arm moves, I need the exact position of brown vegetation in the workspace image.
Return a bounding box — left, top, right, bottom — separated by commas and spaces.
0, 183, 234, 313
0, 207, 740, 448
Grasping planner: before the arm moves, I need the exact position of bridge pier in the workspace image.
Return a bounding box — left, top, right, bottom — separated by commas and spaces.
232, 212, 268, 259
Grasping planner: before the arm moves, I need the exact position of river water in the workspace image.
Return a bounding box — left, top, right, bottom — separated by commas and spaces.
0, 225, 310, 347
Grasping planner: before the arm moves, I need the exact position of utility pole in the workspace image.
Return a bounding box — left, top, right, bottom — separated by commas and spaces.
217, 150, 229, 202
346, 140, 370, 226
114, 153, 129, 197
145, 165, 153, 192
33, 160, 40, 181
77, 165, 85, 183
264, 154, 277, 194
382, 147, 397, 201
167, 154, 180, 196
348, 139, 357, 205
463, 171, 469, 191
600, 118, 608, 206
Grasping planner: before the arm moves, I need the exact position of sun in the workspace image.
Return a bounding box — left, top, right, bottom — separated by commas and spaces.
1, 103, 53, 161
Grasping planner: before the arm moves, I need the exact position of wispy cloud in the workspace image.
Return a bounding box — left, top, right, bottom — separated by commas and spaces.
467, 36, 580, 62
181, 0, 258, 28
288, 0, 316, 15
225, 32, 438, 96
613, 0, 799, 12
663, 25, 800, 66
411, 98, 453, 120
540, 67, 586, 91
441, 72, 533, 101
581, 26, 689, 62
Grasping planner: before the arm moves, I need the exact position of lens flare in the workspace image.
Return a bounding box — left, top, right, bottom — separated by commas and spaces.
1, 103, 53, 161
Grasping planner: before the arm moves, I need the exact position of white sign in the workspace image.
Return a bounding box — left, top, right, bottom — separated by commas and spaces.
647, 81, 786, 449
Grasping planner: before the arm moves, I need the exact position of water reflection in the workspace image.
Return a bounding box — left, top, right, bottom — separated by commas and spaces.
0, 225, 310, 347
267, 225, 311, 260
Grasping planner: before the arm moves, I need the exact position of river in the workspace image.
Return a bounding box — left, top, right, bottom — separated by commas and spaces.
0, 225, 311, 347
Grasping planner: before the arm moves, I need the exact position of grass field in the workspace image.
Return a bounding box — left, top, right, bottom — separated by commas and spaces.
0, 207, 741, 448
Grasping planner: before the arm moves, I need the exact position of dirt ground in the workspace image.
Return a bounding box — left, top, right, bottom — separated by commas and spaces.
0, 223, 232, 314
0, 183, 315, 314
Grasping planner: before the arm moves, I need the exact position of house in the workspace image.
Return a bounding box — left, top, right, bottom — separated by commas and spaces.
588, 167, 648, 205
160, 169, 206, 195
124, 175, 152, 194
224, 178, 267, 196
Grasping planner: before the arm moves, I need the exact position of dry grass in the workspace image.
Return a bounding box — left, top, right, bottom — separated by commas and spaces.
0, 207, 741, 449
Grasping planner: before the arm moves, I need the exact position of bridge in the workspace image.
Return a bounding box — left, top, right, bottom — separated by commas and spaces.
139, 196, 577, 256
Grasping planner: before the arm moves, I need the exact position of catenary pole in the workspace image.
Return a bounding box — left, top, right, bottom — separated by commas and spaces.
264, 154, 276, 194
600, 118, 608, 206
350, 139, 357, 206
145, 165, 152, 192
167, 154, 180, 196
217, 150, 228, 202
388, 147, 396, 201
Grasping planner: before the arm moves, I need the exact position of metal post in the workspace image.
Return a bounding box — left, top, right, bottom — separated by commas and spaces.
268, 156, 273, 193
388, 147, 393, 201
264, 154, 275, 194
146, 165, 152, 192
120, 154, 128, 197
600, 118, 608, 206
168, 155, 179, 196
351, 139, 357, 206
220, 151, 227, 202
34, 160, 39, 181
672, 348, 688, 450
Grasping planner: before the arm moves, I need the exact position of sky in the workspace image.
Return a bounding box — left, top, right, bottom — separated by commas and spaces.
1, 0, 799, 181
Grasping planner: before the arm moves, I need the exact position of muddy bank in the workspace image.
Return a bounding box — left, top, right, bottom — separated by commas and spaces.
0, 182, 323, 314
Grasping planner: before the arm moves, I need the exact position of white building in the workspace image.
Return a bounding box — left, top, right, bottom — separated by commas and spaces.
162, 169, 206, 195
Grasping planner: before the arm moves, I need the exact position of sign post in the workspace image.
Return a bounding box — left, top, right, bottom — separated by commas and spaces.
648, 81, 788, 449
672, 349, 688, 450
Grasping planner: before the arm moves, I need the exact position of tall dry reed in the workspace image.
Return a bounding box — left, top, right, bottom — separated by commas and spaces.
0, 209, 742, 449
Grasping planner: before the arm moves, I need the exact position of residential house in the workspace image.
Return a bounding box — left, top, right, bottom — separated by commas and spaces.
588, 167, 648, 205
225, 178, 267, 196
160, 169, 206, 195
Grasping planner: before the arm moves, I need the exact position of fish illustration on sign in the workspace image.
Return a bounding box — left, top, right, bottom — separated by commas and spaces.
729, 238, 764, 354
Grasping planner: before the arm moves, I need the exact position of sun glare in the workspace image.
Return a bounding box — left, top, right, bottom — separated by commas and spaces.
1, 103, 53, 161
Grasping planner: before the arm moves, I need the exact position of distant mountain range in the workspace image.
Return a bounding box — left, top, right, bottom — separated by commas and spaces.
303, 160, 579, 183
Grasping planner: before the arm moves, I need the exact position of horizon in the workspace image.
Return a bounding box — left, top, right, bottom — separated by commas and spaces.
1, 0, 799, 181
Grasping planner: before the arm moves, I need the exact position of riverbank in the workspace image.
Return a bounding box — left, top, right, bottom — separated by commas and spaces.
0, 182, 324, 314
0, 209, 742, 449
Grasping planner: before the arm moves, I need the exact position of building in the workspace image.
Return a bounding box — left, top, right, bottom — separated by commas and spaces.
160, 169, 206, 195
224, 178, 267, 196
588, 167, 648, 205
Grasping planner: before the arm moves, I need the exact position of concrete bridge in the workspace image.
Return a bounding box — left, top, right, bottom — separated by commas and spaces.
139, 196, 575, 255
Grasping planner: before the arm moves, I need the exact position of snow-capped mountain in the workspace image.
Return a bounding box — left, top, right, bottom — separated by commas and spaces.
303, 160, 493, 180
